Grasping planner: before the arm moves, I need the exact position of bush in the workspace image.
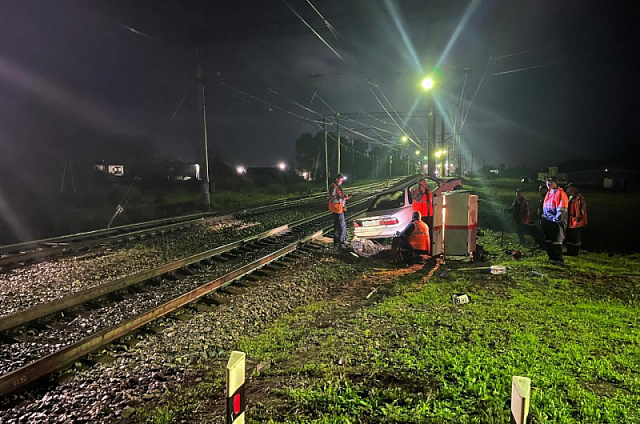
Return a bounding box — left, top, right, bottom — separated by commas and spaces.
265, 183, 287, 195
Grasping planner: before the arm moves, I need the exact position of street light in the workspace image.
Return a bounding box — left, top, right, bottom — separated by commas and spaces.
421, 77, 434, 91
401, 135, 408, 142
277, 162, 287, 171
415, 150, 421, 155
236, 165, 246, 174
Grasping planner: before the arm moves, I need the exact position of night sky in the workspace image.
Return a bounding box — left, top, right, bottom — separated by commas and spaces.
0, 0, 637, 178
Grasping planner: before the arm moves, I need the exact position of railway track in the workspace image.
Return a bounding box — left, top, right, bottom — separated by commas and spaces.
0, 193, 377, 397
0, 178, 400, 271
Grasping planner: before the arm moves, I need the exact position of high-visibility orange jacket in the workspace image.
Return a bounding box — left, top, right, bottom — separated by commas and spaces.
510, 197, 531, 224
328, 182, 346, 213
542, 188, 569, 223
411, 188, 433, 217
404, 219, 430, 253
568, 193, 587, 228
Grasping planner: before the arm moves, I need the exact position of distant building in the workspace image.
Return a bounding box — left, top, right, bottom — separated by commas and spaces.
94, 164, 124, 177
555, 161, 640, 189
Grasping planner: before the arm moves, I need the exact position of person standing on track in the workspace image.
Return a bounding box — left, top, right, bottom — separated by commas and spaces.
565, 183, 587, 256
542, 177, 569, 263
328, 173, 352, 249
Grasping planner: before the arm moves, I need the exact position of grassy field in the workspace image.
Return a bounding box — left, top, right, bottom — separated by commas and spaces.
128, 178, 640, 423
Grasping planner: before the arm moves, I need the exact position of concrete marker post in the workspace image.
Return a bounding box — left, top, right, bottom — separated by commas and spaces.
226, 351, 246, 424
511, 376, 531, 424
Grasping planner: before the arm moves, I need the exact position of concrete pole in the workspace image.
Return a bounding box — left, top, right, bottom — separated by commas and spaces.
427, 96, 436, 176
196, 48, 211, 211
323, 116, 329, 191
336, 113, 341, 174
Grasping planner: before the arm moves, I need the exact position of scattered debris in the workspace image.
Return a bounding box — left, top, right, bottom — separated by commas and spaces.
531, 271, 545, 278
350, 237, 386, 257
365, 287, 378, 299
490, 265, 507, 275
511, 250, 523, 260
451, 293, 471, 305
439, 269, 450, 277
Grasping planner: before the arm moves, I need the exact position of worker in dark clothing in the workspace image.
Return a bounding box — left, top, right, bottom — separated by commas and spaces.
391, 211, 430, 263
328, 173, 352, 249
542, 177, 569, 263
505, 188, 531, 245
535, 184, 549, 247
565, 183, 587, 256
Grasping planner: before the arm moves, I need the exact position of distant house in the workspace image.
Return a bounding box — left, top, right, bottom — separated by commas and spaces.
94, 164, 124, 177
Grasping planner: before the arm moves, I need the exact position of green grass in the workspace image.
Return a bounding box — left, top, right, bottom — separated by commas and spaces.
237, 235, 639, 423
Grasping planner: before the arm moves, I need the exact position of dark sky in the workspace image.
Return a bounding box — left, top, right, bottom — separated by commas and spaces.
0, 0, 637, 176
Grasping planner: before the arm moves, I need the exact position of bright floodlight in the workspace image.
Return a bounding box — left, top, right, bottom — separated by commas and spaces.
421, 77, 434, 91
236, 165, 246, 174
278, 162, 287, 171
401, 135, 408, 142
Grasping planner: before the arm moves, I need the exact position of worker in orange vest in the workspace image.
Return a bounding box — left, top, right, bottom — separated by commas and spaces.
392, 211, 430, 263
411, 178, 433, 235
565, 183, 587, 256
328, 174, 352, 249
505, 188, 531, 245
542, 177, 569, 263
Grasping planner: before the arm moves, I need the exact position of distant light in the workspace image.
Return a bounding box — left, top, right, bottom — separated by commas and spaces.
605, 168, 608, 172
423, 156, 428, 160
415, 150, 420, 155
278, 162, 287, 171
421, 77, 434, 91
236, 165, 246, 174
302, 171, 308, 178
401, 135, 408, 142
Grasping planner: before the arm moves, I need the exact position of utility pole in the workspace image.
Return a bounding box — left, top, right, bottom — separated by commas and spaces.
440, 118, 445, 177
389, 151, 393, 177
336, 113, 341, 174
470, 153, 474, 177
427, 97, 436, 176
407, 152, 410, 176
323, 116, 329, 191
351, 139, 355, 181
196, 48, 211, 211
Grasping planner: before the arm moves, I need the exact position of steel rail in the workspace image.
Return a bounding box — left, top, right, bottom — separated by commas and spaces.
0, 195, 374, 333
0, 229, 324, 397
0, 194, 376, 397
0, 178, 400, 269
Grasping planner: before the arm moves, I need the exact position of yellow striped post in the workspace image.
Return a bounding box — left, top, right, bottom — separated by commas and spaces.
226, 351, 246, 424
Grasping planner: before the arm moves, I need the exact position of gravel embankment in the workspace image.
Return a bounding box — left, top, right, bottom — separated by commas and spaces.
0, 205, 325, 318
0, 249, 364, 423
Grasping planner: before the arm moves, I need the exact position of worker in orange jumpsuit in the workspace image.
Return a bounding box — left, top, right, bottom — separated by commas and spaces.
392, 211, 430, 263
565, 183, 587, 256
411, 178, 433, 237
542, 177, 569, 263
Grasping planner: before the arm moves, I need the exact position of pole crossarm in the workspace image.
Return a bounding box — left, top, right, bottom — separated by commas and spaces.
339, 111, 428, 119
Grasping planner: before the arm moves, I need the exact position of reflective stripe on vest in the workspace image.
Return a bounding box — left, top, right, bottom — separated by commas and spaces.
328, 183, 344, 214
408, 220, 430, 252
411, 188, 433, 217
542, 188, 568, 222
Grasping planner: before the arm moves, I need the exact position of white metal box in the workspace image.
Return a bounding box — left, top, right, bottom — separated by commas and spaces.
443, 191, 478, 258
